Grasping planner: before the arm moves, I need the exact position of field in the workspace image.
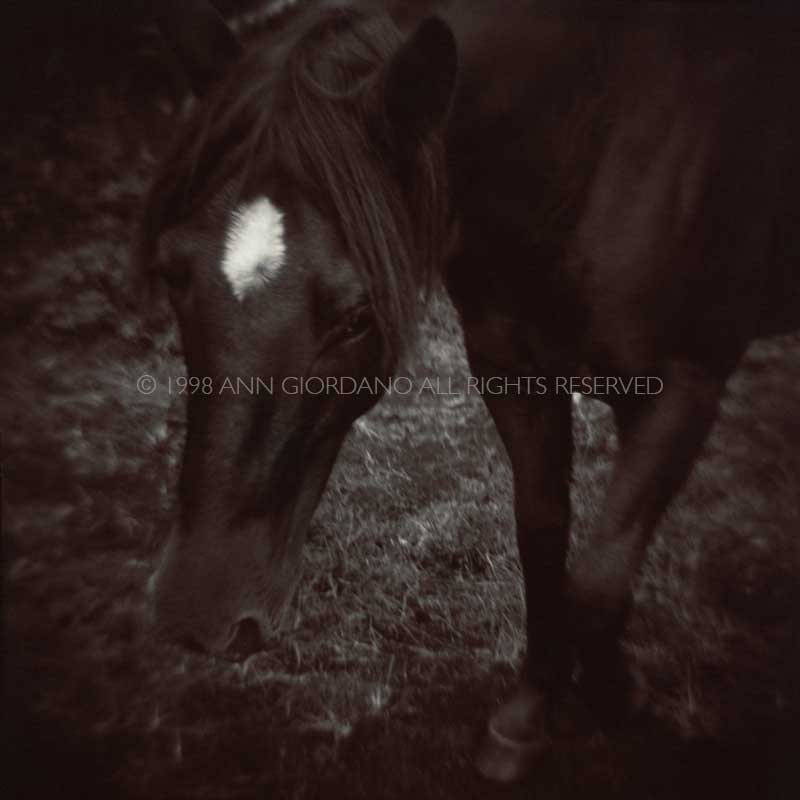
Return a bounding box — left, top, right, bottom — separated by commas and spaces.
3, 8, 800, 799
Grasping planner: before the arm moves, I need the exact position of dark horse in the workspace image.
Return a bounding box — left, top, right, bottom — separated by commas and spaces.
141, 0, 800, 782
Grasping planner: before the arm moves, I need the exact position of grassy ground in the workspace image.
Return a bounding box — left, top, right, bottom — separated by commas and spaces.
3, 10, 800, 799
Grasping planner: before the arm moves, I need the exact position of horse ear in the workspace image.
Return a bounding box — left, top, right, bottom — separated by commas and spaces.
157, 0, 243, 94
383, 17, 458, 149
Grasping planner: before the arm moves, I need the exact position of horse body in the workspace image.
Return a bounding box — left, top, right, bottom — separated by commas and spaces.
434, 11, 799, 774
445, 2, 799, 353
143, 1, 800, 782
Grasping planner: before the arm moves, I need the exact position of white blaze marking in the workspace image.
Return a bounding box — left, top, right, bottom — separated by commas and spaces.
221, 197, 287, 300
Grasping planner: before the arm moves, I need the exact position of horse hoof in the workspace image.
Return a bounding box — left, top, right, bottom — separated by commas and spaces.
575, 643, 642, 728
476, 722, 547, 783
475, 684, 549, 782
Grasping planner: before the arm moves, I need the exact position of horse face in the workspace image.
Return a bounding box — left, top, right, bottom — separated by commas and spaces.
150, 182, 389, 655
146, 10, 457, 656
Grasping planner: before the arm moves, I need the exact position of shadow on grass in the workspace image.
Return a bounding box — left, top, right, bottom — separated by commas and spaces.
6, 666, 798, 800
327, 676, 800, 800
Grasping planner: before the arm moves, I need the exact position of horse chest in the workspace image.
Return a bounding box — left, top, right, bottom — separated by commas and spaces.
450, 277, 588, 377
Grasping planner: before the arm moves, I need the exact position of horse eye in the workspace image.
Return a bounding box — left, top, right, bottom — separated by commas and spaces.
343, 308, 373, 339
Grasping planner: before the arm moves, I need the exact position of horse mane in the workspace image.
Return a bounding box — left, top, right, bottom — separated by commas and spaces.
139, 4, 450, 359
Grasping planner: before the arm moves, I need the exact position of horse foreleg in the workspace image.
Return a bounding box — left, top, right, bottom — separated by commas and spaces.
467, 353, 574, 782
569, 357, 728, 716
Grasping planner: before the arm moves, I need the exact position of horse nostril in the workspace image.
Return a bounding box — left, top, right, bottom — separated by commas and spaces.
226, 617, 266, 659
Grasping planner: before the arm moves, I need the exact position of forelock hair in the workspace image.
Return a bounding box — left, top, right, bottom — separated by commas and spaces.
139, 5, 450, 360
